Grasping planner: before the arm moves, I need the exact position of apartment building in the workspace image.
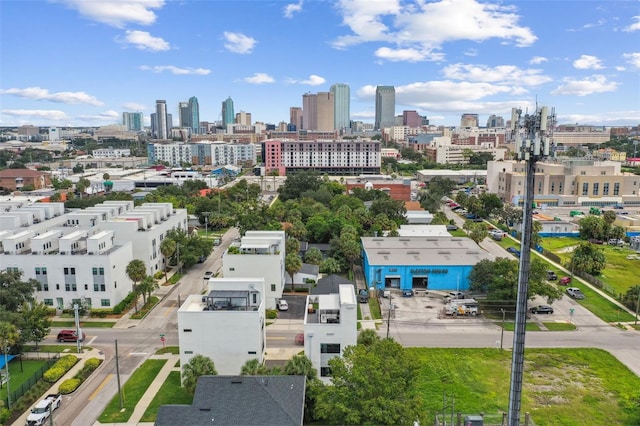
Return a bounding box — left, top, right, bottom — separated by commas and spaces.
190, 141, 256, 167
0, 201, 188, 309
222, 231, 286, 310
303, 284, 357, 382
423, 144, 507, 165
263, 139, 381, 176
91, 148, 131, 158
147, 143, 192, 166
178, 278, 266, 375
487, 159, 640, 207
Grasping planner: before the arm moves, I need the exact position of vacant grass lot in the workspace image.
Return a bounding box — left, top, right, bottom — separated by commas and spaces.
140, 371, 192, 422
0, 359, 49, 403
98, 359, 166, 423
412, 348, 640, 426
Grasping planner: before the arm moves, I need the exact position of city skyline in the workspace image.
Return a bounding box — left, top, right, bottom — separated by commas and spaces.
1, 1, 639, 128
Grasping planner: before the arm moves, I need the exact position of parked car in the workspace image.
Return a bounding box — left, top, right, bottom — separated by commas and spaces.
204, 271, 214, 279
608, 238, 624, 246
358, 289, 369, 303
559, 276, 572, 285
507, 247, 521, 257
588, 238, 604, 245
294, 333, 304, 345
566, 287, 585, 299
529, 305, 554, 314
546, 271, 558, 281
490, 229, 504, 241
276, 299, 289, 311
402, 290, 413, 297
197, 255, 206, 263
56, 330, 86, 342
446, 224, 459, 231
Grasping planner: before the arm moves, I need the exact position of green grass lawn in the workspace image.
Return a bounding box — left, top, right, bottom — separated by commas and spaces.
411, 348, 640, 426
51, 321, 115, 328
500, 321, 541, 331
449, 229, 467, 238
98, 359, 166, 423
140, 371, 193, 422
155, 346, 179, 355
0, 359, 49, 404
23, 344, 92, 353
368, 297, 382, 320
543, 322, 577, 331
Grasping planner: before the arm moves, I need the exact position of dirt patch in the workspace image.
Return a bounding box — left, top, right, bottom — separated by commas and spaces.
557, 245, 579, 253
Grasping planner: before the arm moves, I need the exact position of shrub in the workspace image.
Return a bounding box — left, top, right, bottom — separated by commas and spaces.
0, 407, 9, 424
154, 271, 164, 279
44, 355, 78, 383
58, 378, 81, 394
90, 309, 111, 318
266, 309, 278, 320
84, 358, 101, 370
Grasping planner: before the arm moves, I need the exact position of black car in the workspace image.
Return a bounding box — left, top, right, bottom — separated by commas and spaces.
358, 289, 369, 303
529, 305, 554, 314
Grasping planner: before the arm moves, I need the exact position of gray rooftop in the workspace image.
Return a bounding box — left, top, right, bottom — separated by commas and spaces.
155, 375, 306, 426
361, 236, 493, 265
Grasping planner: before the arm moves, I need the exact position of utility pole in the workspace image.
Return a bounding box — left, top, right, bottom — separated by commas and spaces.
386, 292, 393, 339
202, 212, 211, 239
74, 303, 82, 354
115, 340, 124, 409
507, 106, 555, 426
500, 308, 506, 350
635, 286, 639, 325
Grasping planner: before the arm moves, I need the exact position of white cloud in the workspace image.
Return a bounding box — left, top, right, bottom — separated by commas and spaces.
573, 55, 604, 70
559, 111, 640, 126
442, 63, 552, 86
284, 0, 303, 18
223, 32, 256, 54
243, 73, 275, 84
123, 102, 146, 111
287, 75, 326, 85
0, 87, 103, 106
529, 56, 548, 65
351, 110, 375, 120
77, 110, 120, 122
1, 109, 69, 121
464, 48, 478, 57
551, 75, 618, 96
374, 47, 444, 62
139, 65, 211, 75
333, 0, 536, 62
623, 16, 640, 32
121, 30, 170, 51
623, 53, 640, 70
56, 0, 164, 28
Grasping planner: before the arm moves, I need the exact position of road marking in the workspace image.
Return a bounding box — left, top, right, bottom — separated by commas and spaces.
89, 374, 113, 400
87, 336, 97, 345
164, 307, 172, 317
266, 336, 286, 340
130, 352, 149, 356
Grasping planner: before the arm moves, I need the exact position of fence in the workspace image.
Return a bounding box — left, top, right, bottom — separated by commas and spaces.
3, 353, 59, 408
434, 412, 536, 426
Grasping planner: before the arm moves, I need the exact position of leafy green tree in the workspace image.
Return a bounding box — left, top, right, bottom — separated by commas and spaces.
283, 354, 316, 381
622, 285, 640, 311
160, 239, 176, 284
531, 220, 543, 249
286, 238, 300, 256
569, 242, 607, 275
430, 211, 450, 225
579, 215, 607, 241
609, 225, 626, 240
313, 338, 425, 425
18, 302, 51, 349
76, 177, 91, 198
468, 223, 489, 245
602, 210, 617, 225
240, 359, 270, 375
320, 257, 342, 274
285, 253, 303, 289
304, 247, 323, 265
278, 170, 322, 201
357, 329, 380, 347
479, 192, 503, 217
0, 270, 37, 317
137, 276, 158, 306
182, 354, 217, 394
338, 235, 361, 273
370, 197, 406, 224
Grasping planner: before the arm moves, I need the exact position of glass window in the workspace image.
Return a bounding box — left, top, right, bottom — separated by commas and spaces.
320, 343, 341, 354
320, 367, 332, 377
271, 284, 276, 292
593, 183, 599, 195
614, 183, 620, 195
603, 183, 609, 195
44, 299, 53, 306
582, 182, 589, 196
94, 283, 99, 292
101, 299, 110, 307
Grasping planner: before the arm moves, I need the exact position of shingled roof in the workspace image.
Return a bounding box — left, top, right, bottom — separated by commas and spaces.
155, 375, 306, 426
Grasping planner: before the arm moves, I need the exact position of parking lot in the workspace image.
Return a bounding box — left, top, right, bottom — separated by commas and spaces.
276, 294, 308, 319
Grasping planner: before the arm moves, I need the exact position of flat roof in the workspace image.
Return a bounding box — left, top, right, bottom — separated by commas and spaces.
361, 236, 493, 266
318, 294, 340, 310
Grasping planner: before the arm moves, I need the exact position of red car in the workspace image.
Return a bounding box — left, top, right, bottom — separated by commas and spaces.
559, 276, 572, 286
295, 333, 304, 345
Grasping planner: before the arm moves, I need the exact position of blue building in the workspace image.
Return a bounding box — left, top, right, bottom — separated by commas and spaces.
361, 237, 493, 292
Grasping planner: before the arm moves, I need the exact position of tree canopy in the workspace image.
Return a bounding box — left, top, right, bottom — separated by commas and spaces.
182, 354, 218, 394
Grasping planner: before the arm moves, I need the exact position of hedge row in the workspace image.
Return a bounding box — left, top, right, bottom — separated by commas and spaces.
44, 355, 78, 383
112, 291, 137, 314
58, 357, 103, 394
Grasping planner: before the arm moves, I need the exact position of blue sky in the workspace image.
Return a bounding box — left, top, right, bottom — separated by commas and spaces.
1, 0, 639, 128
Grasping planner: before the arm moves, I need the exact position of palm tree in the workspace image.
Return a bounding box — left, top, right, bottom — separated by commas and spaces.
137, 275, 158, 306
160, 239, 176, 284
182, 354, 217, 394
283, 354, 316, 381
240, 359, 269, 376
126, 259, 146, 313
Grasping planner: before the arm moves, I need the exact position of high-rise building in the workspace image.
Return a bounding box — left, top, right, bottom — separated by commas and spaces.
222, 97, 235, 129
122, 112, 144, 131
302, 93, 317, 130
486, 115, 505, 128
235, 111, 252, 126
289, 107, 303, 130
155, 100, 169, 139
375, 86, 395, 130
188, 96, 200, 135
402, 110, 428, 128
330, 83, 350, 131
179, 102, 190, 128
316, 92, 335, 131
460, 113, 479, 128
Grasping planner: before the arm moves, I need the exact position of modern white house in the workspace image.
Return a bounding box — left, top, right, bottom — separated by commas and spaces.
178, 277, 266, 375
0, 200, 188, 309
303, 284, 357, 382
222, 230, 286, 310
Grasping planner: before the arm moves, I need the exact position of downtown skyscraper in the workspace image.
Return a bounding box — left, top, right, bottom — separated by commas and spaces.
179, 97, 200, 134
222, 97, 235, 129
375, 86, 395, 130
330, 83, 350, 131
122, 111, 143, 131
154, 100, 169, 139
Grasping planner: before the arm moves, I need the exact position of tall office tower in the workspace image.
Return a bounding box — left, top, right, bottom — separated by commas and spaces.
330, 83, 350, 131
289, 107, 303, 130
486, 114, 505, 128
402, 110, 423, 128
122, 112, 144, 131
179, 102, 190, 128
155, 100, 169, 139
316, 92, 335, 131
375, 86, 395, 130
150, 113, 157, 137
460, 113, 479, 128
302, 93, 317, 130
188, 96, 200, 134
222, 97, 235, 128
235, 111, 252, 126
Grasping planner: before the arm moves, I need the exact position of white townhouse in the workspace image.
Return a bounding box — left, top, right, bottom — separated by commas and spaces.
178, 277, 266, 375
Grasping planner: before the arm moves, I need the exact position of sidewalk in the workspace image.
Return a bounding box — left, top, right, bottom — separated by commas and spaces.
353, 265, 380, 331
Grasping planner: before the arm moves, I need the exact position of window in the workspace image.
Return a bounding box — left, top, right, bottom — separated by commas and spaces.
183, 329, 192, 332
65, 283, 71, 291
101, 299, 110, 307
614, 183, 620, 195
44, 299, 53, 306
184, 350, 193, 354
43, 284, 48, 291
320, 343, 341, 354
593, 183, 599, 195
582, 183, 589, 196
248, 351, 257, 355
320, 367, 332, 377
603, 183, 609, 195
271, 284, 276, 292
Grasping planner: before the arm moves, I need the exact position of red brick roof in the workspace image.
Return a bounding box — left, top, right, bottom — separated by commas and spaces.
0, 169, 48, 178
